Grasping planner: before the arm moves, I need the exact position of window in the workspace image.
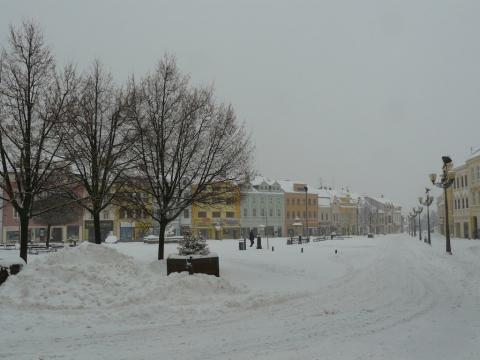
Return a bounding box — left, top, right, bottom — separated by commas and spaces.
461, 177, 464, 188
226, 197, 235, 205
226, 211, 235, 218
244, 208, 247, 217
198, 211, 207, 218
321, 213, 324, 221
287, 211, 290, 219
286, 199, 290, 205
103, 211, 110, 220
269, 208, 273, 217
261, 208, 265, 216
466, 198, 469, 208
135, 209, 145, 219
277, 209, 280, 216
184, 209, 190, 218
303, 211, 306, 218
253, 208, 257, 216
212, 211, 221, 218
308, 211, 311, 218
297, 211, 301, 218
296, 199, 300, 205
462, 198, 465, 209
308, 199, 311, 205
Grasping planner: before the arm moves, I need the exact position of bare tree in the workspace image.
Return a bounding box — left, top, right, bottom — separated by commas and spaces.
56, 61, 135, 244
129, 56, 252, 260
0, 22, 76, 262
33, 191, 82, 247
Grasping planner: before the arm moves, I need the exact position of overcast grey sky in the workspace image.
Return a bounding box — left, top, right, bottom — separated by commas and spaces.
2, 0, 480, 210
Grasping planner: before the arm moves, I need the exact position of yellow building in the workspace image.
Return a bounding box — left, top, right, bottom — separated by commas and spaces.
465, 150, 480, 238
191, 182, 241, 239
336, 192, 359, 235
114, 189, 153, 241
437, 187, 454, 236
278, 181, 318, 237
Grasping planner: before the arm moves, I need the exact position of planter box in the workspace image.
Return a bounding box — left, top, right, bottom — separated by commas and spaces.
0, 263, 24, 286
167, 253, 219, 277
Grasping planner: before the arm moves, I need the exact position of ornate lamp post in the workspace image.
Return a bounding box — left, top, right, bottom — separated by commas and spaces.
408, 215, 412, 236
410, 211, 417, 237
304, 185, 308, 239
430, 156, 455, 254
415, 206, 423, 241
419, 188, 434, 245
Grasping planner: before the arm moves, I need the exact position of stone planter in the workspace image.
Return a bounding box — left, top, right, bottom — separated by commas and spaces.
0, 263, 24, 286
167, 253, 219, 277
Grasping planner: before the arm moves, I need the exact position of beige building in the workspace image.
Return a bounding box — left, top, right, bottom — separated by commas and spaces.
446, 149, 480, 239
278, 181, 318, 237
466, 150, 480, 238
452, 164, 470, 238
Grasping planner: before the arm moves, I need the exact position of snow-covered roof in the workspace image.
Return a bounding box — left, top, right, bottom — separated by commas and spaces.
276, 180, 307, 193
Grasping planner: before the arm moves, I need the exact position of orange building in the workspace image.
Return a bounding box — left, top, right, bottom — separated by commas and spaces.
278, 181, 318, 236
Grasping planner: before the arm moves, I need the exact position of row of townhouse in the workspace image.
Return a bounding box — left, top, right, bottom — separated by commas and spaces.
1, 188, 153, 244
185, 177, 403, 239
438, 149, 480, 239
0, 177, 403, 243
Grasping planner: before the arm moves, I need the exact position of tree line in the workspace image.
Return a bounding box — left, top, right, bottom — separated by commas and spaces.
0, 21, 252, 263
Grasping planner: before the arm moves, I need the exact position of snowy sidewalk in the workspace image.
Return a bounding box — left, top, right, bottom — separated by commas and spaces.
1, 235, 480, 359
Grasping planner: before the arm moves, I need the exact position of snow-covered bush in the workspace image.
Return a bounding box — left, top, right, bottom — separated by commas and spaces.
177, 232, 210, 256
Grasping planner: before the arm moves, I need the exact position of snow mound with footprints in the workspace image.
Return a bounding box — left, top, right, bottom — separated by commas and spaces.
0, 242, 245, 311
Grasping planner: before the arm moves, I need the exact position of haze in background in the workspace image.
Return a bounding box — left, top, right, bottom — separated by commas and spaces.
2, 0, 480, 209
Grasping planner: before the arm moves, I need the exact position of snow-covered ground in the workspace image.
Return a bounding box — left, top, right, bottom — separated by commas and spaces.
1, 234, 480, 360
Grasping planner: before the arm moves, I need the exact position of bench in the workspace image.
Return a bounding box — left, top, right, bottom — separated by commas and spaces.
286, 237, 310, 245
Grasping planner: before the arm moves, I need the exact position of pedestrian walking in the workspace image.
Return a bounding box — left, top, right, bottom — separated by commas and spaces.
249, 230, 255, 247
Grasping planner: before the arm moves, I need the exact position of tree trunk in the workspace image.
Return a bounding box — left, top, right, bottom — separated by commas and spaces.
93, 211, 102, 244
158, 220, 167, 260
46, 223, 51, 248
19, 214, 30, 263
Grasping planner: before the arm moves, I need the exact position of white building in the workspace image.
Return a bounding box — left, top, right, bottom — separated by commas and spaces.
240, 176, 284, 237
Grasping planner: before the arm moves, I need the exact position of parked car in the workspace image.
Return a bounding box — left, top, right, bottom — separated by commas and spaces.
367, 233, 374, 238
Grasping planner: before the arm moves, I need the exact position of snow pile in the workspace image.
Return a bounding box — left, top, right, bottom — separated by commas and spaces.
0, 242, 245, 312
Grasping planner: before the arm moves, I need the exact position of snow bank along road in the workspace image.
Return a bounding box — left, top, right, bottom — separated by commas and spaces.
1, 234, 480, 360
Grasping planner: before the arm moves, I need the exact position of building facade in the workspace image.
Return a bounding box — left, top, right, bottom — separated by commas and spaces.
466, 151, 480, 239
279, 181, 318, 236
240, 177, 284, 237
191, 182, 241, 239
452, 164, 470, 238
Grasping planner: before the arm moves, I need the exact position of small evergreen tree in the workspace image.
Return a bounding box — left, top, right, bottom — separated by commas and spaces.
177, 232, 209, 256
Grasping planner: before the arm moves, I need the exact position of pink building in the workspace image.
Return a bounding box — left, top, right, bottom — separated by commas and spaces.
2, 199, 84, 243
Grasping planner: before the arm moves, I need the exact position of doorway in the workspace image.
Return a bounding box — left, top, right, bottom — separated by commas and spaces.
473, 216, 478, 239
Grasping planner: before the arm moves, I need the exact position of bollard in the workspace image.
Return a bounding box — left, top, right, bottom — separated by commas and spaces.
299, 235, 302, 245
272, 246, 274, 252
186, 256, 194, 275
239, 239, 246, 251
335, 249, 337, 255
257, 235, 262, 249
301, 247, 303, 253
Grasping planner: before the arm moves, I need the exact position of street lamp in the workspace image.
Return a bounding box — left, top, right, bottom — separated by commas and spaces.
410, 211, 417, 237
414, 206, 423, 241
304, 185, 308, 239
419, 189, 434, 245
430, 156, 454, 254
